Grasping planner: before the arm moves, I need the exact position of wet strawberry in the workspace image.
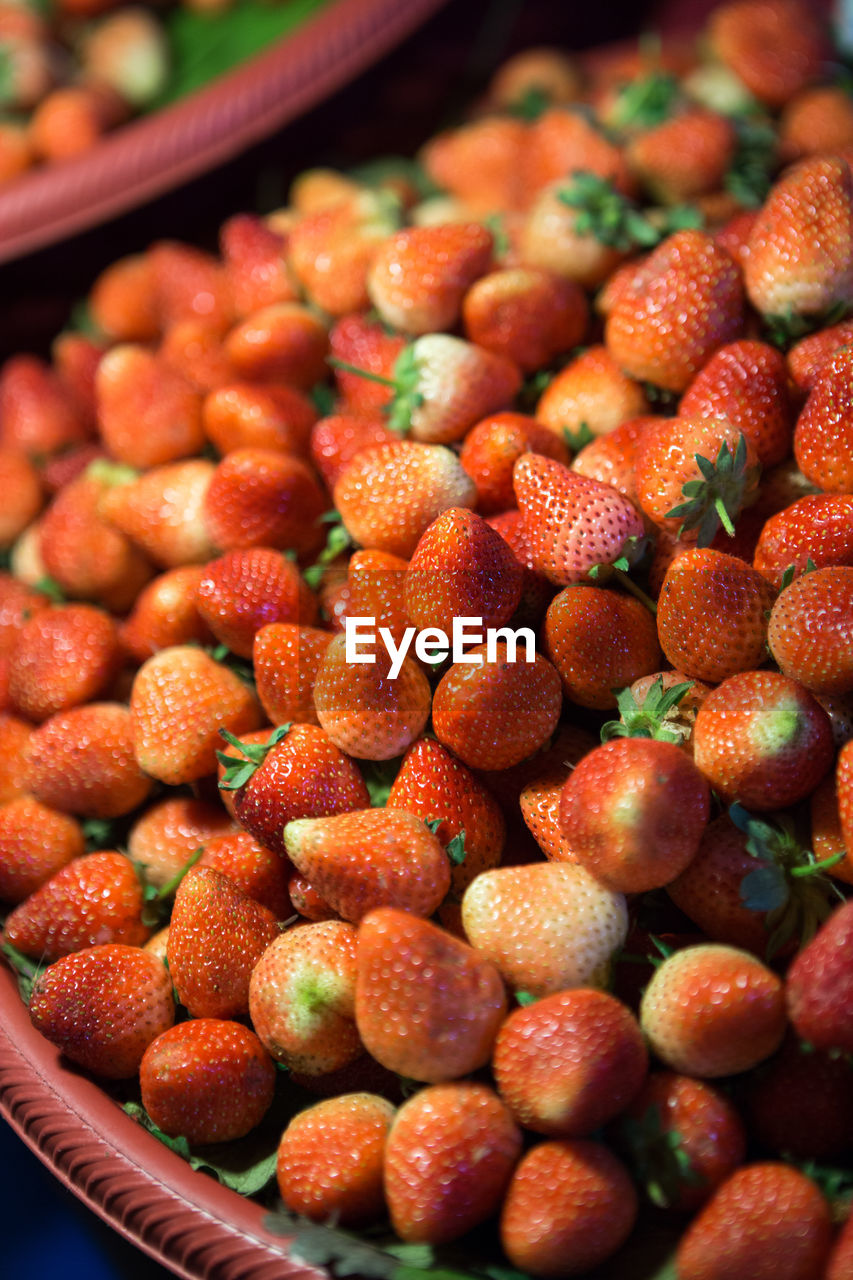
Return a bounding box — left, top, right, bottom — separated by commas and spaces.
203, 381, 316, 457
405, 507, 522, 634
462, 267, 588, 373
543, 584, 661, 710
127, 794, 235, 890
8, 603, 120, 723
253, 622, 333, 726
767, 566, 853, 696
201, 449, 326, 557
196, 548, 317, 658
24, 702, 152, 819
535, 346, 649, 442
313, 632, 430, 761
0, 795, 85, 904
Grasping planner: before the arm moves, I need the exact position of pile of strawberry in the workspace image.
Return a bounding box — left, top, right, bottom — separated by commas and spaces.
3, 0, 853, 1275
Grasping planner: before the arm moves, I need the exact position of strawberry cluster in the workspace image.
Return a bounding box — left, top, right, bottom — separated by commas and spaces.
3, 1, 853, 1276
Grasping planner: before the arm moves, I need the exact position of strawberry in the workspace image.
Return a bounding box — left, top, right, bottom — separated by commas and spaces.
513, 452, 647, 585
196, 548, 317, 658
0, 712, 34, 803
158, 318, 233, 395
384, 1083, 521, 1244
487, 45, 581, 110
522, 105, 633, 199
88, 253, 160, 343
276, 1092, 395, 1225
95, 344, 205, 469
219, 212, 297, 318
309, 414, 397, 491
676, 1163, 832, 1280
98, 458, 218, 569
786, 317, 853, 394
692, 670, 834, 810
779, 84, 853, 161
3, 850, 147, 960
785, 897, 853, 1052
639, 943, 787, 1077
767, 566, 853, 696
333, 441, 476, 559
627, 107, 735, 204
419, 115, 528, 212
127, 795, 235, 889
52, 332, 103, 435
201, 448, 326, 557
8, 603, 120, 723
312, 632, 431, 761
140, 1019, 275, 1143
535, 345, 650, 441
120, 565, 214, 661
461, 267, 588, 373
197, 829, 289, 918
288, 189, 401, 316
354, 907, 506, 1082
0, 573, 49, 657
744, 156, 853, 320
484, 509, 556, 625
24, 702, 152, 819
366, 222, 493, 334
793, 344, 853, 493
679, 340, 794, 469
605, 230, 746, 393
253, 622, 332, 726
217, 723, 369, 856
0, 448, 42, 549
518, 768, 580, 861
248, 920, 362, 1074
500, 1139, 638, 1277
707, 0, 826, 109
432, 642, 562, 771
147, 239, 233, 333
29, 943, 174, 1078
559, 737, 710, 893
754, 496, 853, 589
130, 645, 261, 785
282, 809, 451, 922
656, 548, 775, 683
203, 382, 316, 457
461, 862, 628, 996
458, 411, 570, 515
543, 583, 661, 710
338, 548, 410, 646
0, 794, 85, 903
519, 179, 630, 290
404, 507, 522, 634
224, 303, 328, 389
0, 354, 88, 459
329, 313, 406, 419
838, 738, 853, 859
386, 736, 505, 896
493, 988, 647, 1136
619, 1070, 746, 1212
166, 865, 278, 1018
745, 1035, 853, 1161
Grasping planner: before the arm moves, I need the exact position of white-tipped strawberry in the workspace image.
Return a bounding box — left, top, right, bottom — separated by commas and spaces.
513, 452, 646, 585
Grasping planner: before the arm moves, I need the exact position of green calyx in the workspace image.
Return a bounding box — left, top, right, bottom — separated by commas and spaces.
724, 113, 778, 210
557, 172, 701, 252
608, 71, 681, 130
327, 347, 423, 435
666, 432, 760, 547
621, 1102, 706, 1210
601, 675, 695, 744
303, 511, 354, 589
216, 723, 292, 791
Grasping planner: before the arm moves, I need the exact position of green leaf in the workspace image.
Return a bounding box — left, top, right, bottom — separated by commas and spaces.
304, 520, 354, 589
665, 433, 759, 547
1, 941, 47, 1005
562, 420, 595, 452
740, 863, 789, 913
506, 84, 551, 121
32, 575, 66, 604
424, 818, 444, 835
264, 1211, 398, 1278
515, 991, 538, 1006
217, 723, 291, 791
724, 113, 778, 209
445, 832, 467, 866
387, 345, 423, 435
359, 757, 402, 808
348, 156, 441, 201
311, 381, 337, 416
607, 71, 681, 129
123, 1101, 279, 1194
558, 173, 665, 252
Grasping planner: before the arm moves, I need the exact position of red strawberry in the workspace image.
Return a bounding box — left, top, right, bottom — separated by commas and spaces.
745, 1035, 853, 1161
0, 795, 85, 903
198, 830, 291, 919
794, 344, 853, 494
148, 239, 233, 332
120, 565, 214, 661
534, 345, 649, 442
404, 507, 522, 634
3, 850, 147, 960
98, 458, 218, 569
384, 1083, 521, 1244
8, 603, 120, 723
283, 808, 451, 922
127, 794, 235, 889
570, 414, 658, 508
0, 354, 88, 459
328, 313, 406, 419
707, 0, 825, 109
366, 222, 493, 334
166, 865, 278, 1018
88, 252, 159, 343
203, 382, 316, 457
627, 107, 735, 204
419, 115, 528, 213
224, 303, 328, 390
29, 943, 174, 1078
754, 496, 853, 589
458, 411, 570, 515
767, 566, 853, 696
253, 622, 332, 726
196, 547, 317, 658
24, 702, 152, 819
219, 212, 296, 317
0, 448, 42, 548
786, 897, 853, 1052
787, 317, 853, 394
0, 711, 34, 803
309, 413, 397, 491
288, 190, 401, 316
679, 340, 794, 469
461, 266, 588, 373
201, 449, 326, 557
339, 548, 411, 646
521, 106, 633, 199
140, 1019, 275, 1143
543, 584, 661, 709
95, 344, 205, 469
354, 907, 506, 1082
676, 1163, 832, 1280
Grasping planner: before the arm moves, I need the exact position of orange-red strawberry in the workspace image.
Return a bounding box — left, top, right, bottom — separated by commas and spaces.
130, 645, 261, 784
744, 156, 853, 319
201, 450, 326, 557
313, 632, 431, 761
0, 573, 49, 657
337, 548, 410, 647
707, 0, 826, 109
334, 441, 476, 559
148, 239, 233, 333
166, 865, 278, 1018
500, 1139, 637, 1277
157, 318, 234, 395
838, 738, 853, 862
196, 548, 317, 658
0, 448, 42, 548
0, 354, 89, 459
493, 988, 647, 1137
779, 84, 853, 161
98, 458, 218, 569
745, 1035, 853, 1161
787, 317, 853, 394
458, 411, 570, 514
785, 897, 853, 1053
95, 344, 205, 468
0, 795, 85, 903
640, 943, 787, 1077
140, 1018, 275, 1143
692, 670, 834, 809
276, 1092, 395, 1226
559, 737, 710, 893
203, 382, 316, 457
484, 508, 555, 625
52, 331, 104, 435
404, 507, 522, 634
198, 830, 290, 919
534, 345, 649, 441
676, 1163, 832, 1280
432, 642, 562, 770
543, 584, 661, 709
288, 873, 336, 923
283, 808, 451, 922
288, 189, 401, 316
419, 115, 529, 212
219, 212, 296, 317
249, 920, 362, 1074
605, 230, 745, 392
627, 107, 735, 204
513, 452, 646, 585
461, 267, 588, 373
3, 850, 147, 960
384, 1083, 521, 1244
522, 105, 633, 199
223, 302, 328, 389
329, 312, 406, 418
309, 413, 397, 490
519, 768, 580, 861
754, 496, 853, 589
679, 340, 794, 469
253, 622, 332, 726
461, 862, 627, 996
217, 722, 369, 856
620, 1070, 746, 1212
8, 603, 120, 723
793, 344, 853, 493
88, 252, 160, 343
29, 943, 174, 1078
767, 566, 853, 695
519, 179, 630, 290
24, 703, 152, 818
127, 794, 235, 889
120, 565, 214, 661
386, 736, 505, 896
487, 45, 581, 110
656, 548, 776, 683
0, 712, 34, 803
355, 907, 506, 1081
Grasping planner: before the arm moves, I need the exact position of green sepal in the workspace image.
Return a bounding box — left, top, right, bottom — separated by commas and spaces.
0, 941, 47, 1005
387, 345, 424, 435
762, 300, 851, 351
32, 575, 66, 604
506, 85, 551, 121
481, 212, 512, 258
216, 723, 292, 791
557, 172, 692, 253
304, 518, 355, 589
561, 420, 595, 452
724, 113, 778, 209
515, 990, 538, 1006
445, 831, 467, 866
665, 432, 759, 547
607, 71, 681, 130
600, 675, 694, 744
620, 1103, 705, 1211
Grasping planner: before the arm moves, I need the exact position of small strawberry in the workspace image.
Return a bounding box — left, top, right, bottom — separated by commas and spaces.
120, 565, 214, 661
707, 0, 826, 109
29, 943, 174, 1078
201, 449, 326, 557
203, 381, 316, 457
543, 584, 661, 709
127, 795, 235, 889
354, 907, 506, 1082
627, 107, 735, 204
3, 850, 147, 960
519, 179, 629, 290
309, 413, 397, 491
283, 809, 451, 922
366, 222, 493, 334
219, 213, 296, 318
534, 345, 650, 441
794, 344, 853, 494
8, 603, 120, 723
754, 495, 853, 590
288, 189, 401, 317
679, 339, 794, 469
787, 316, 853, 393
328, 312, 406, 419
88, 252, 159, 343
166, 865, 278, 1018
24, 702, 152, 819
95, 344, 205, 469
224, 303, 328, 390
338, 548, 410, 646
785, 897, 853, 1052
640, 943, 787, 1077
419, 115, 528, 212
196, 548, 317, 658
522, 105, 633, 199
0, 354, 88, 459
198, 830, 291, 919
461, 266, 588, 373
98, 458, 218, 569
0, 795, 85, 904
0, 448, 42, 549
569, 415, 658, 509
0, 712, 34, 803
158, 318, 233, 395
148, 239, 233, 333
458, 411, 570, 514
384, 1083, 522, 1244
253, 623, 332, 727
140, 1019, 276, 1143
780, 84, 853, 161
276, 1092, 395, 1226
767, 566, 853, 696
745, 1035, 853, 1161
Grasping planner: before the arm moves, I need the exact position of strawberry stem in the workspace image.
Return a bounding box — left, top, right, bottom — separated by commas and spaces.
610, 566, 657, 615
327, 357, 396, 389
